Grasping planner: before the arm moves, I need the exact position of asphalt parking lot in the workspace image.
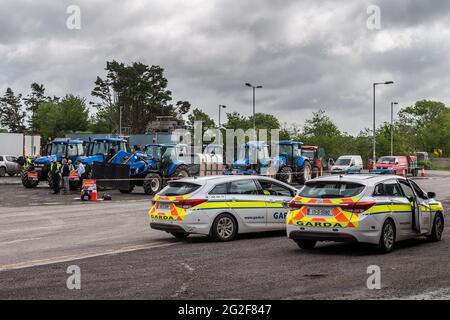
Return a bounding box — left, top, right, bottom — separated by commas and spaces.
0, 171, 449, 299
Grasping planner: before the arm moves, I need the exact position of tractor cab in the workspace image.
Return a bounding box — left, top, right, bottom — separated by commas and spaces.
300, 145, 325, 178
276, 141, 304, 167
83, 138, 129, 164
225, 141, 274, 175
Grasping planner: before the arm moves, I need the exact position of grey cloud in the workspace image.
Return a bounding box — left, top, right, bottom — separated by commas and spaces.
0, 0, 449, 134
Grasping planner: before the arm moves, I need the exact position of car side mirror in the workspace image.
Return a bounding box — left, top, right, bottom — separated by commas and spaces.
407, 196, 415, 203
427, 192, 436, 199
395, 162, 399, 165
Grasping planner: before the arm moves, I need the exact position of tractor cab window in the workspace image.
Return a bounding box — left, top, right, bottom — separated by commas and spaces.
52, 144, 66, 157
92, 141, 108, 155
145, 146, 162, 159
162, 147, 176, 162
301, 149, 315, 160
67, 144, 78, 157
258, 146, 269, 161
293, 146, 302, 158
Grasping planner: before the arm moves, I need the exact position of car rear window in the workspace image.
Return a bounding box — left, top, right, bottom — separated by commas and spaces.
159, 182, 201, 196
299, 181, 365, 198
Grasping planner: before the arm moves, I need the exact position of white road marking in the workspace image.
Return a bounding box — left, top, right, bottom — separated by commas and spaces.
0, 242, 178, 272
0, 237, 43, 246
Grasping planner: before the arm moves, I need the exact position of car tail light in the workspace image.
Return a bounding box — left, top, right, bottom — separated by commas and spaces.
344, 202, 375, 213
288, 201, 303, 209
174, 199, 208, 209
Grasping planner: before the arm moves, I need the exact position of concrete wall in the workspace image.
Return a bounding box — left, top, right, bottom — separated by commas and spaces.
432, 158, 450, 169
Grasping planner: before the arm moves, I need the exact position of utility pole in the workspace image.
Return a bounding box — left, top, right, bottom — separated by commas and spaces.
245, 83, 263, 133
391, 102, 398, 156
372, 81, 394, 162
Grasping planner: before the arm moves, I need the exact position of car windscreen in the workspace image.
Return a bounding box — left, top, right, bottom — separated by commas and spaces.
299, 181, 365, 198
377, 157, 396, 164
335, 158, 351, 166
159, 182, 201, 196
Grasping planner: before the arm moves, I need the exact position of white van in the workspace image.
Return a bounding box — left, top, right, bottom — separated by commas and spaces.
330, 155, 363, 173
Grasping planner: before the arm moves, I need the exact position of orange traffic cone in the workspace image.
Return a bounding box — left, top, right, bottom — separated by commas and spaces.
420, 167, 426, 177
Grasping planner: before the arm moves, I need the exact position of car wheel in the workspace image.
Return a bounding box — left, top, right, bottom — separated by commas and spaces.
0, 167, 6, 177
171, 232, 189, 239
427, 213, 444, 242
379, 219, 396, 253
211, 213, 237, 241
277, 166, 293, 184
143, 173, 162, 195
296, 240, 317, 250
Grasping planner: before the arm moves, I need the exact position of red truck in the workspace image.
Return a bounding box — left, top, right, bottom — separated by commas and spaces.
374, 155, 419, 177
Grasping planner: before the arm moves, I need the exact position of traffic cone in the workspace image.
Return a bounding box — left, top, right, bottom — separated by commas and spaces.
420, 167, 426, 177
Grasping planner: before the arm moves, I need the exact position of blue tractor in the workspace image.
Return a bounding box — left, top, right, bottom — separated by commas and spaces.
224, 141, 276, 177
81, 137, 130, 165
21, 139, 85, 188
273, 141, 312, 184
224, 140, 312, 185
108, 143, 191, 195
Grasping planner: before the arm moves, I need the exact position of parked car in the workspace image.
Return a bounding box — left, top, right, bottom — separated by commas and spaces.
0, 155, 20, 177
287, 174, 444, 253
149, 175, 298, 241
330, 155, 363, 174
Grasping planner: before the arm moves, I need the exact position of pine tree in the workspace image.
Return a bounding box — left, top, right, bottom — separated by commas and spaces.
0, 88, 26, 133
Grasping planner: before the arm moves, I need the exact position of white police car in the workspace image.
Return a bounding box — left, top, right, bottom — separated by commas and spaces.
148, 175, 297, 241
287, 174, 444, 252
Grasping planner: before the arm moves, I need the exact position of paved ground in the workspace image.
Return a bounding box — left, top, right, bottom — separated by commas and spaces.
0, 171, 449, 299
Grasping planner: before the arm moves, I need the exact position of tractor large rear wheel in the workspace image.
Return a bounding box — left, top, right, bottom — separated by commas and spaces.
277, 166, 293, 184
143, 173, 163, 195
21, 170, 39, 188
296, 162, 312, 185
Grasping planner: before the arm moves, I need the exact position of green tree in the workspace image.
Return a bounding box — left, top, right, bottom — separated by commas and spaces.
0, 88, 26, 133
187, 108, 216, 130
35, 95, 89, 141
302, 110, 344, 159
91, 60, 191, 133
23, 83, 49, 131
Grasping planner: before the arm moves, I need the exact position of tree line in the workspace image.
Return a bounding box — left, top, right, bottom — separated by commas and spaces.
1, 60, 449, 160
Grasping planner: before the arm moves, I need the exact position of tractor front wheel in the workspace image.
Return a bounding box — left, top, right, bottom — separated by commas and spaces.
143, 173, 163, 195
21, 170, 39, 188
172, 165, 190, 178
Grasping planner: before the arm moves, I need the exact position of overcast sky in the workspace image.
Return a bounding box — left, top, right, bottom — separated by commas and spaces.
1, 0, 450, 134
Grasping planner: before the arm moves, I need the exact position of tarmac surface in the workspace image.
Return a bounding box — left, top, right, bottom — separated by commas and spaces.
0, 171, 449, 299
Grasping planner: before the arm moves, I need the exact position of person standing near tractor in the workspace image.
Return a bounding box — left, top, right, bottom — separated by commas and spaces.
61, 159, 70, 194
50, 160, 61, 194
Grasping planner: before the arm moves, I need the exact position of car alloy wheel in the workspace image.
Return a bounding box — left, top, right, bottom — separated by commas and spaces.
217, 216, 234, 239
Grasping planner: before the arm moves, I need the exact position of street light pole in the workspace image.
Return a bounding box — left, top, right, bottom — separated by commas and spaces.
372, 81, 394, 162
218, 104, 226, 145
245, 83, 263, 133
391, 102, 398, 156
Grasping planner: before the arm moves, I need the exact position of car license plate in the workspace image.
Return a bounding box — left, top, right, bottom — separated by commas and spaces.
158, 202, 170, 210
307, 207, 333, 217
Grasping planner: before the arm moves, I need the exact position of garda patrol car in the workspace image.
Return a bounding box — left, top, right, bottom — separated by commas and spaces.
286, 174, 444, 252
149, 176, 297, 241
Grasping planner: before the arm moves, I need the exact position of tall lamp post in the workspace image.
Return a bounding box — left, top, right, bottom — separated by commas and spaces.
218, 104, 226, 145
245, 83, 263, 132
373, 81, 394, 162
390, 102, 398, 156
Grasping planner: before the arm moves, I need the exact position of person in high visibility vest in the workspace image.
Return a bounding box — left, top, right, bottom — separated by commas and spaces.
50, 160, 62, 194
24, 156, 32, 168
